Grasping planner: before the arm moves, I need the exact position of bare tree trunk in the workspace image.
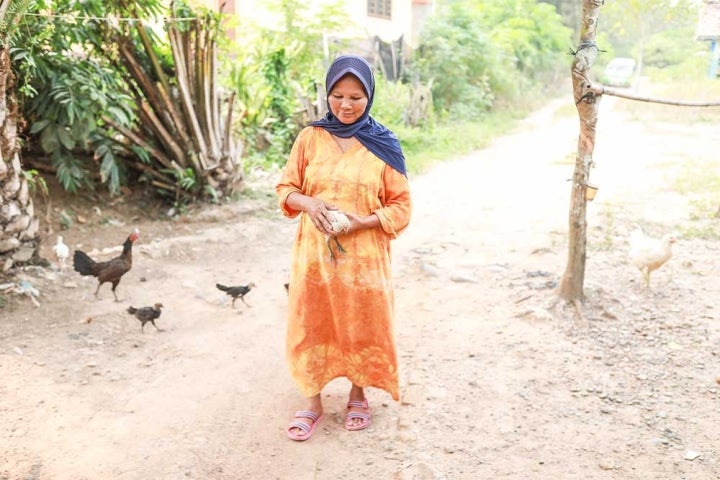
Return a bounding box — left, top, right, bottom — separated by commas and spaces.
0, 38, 41, 272
558, 0, 603, 302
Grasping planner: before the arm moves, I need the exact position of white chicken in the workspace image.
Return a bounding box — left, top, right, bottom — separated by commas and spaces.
52, 235, 70, 271
326, 210, 350, 262
628, 228, 677, 287
327, 210, 350, 234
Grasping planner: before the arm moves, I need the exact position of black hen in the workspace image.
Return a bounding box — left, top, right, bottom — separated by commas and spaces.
127, 303, 163, 332
216, 282, 256, 308
73, 229, 139, 301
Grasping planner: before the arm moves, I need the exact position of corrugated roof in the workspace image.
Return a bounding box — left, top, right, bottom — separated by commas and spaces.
696, 0, 720, 40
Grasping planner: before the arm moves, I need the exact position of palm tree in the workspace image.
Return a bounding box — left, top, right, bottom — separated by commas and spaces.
0, 0, 41, 271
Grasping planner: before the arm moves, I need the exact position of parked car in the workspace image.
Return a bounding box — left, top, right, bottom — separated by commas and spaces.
600, 57, 636, 87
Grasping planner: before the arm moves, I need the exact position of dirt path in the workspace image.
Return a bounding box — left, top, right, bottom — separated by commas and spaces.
2, 97, 719, 480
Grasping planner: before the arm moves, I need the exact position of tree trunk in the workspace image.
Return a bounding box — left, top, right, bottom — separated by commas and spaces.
0, 39, 41, 272
558, 0, 603, 301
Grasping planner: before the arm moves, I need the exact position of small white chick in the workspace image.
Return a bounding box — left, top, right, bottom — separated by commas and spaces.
325, 210, 350, 262
52, 235, 70, 271
327, 210, 350, 234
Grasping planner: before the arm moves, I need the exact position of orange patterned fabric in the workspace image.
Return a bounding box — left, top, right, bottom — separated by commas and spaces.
276, 127, 412, 401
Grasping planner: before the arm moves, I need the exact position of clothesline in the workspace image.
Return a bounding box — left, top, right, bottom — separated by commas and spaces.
21, 12, 200, 22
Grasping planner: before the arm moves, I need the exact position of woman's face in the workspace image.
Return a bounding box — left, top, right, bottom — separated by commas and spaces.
328, 74, 368, 124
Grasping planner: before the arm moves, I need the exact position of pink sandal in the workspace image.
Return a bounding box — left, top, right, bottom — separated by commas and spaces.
287, 410, 323, 441
345, 399, 371, 431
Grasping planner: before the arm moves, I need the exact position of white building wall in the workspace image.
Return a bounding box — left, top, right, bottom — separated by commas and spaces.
194, 0, 429, 48
341, 1, 414, 44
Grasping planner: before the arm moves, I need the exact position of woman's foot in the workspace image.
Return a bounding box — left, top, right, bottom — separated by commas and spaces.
346, 385, 371, 431
287, 396, 323, 441
287, 410, 323, 441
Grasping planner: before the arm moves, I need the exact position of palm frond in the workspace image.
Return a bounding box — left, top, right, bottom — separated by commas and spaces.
0, 0, 32, 46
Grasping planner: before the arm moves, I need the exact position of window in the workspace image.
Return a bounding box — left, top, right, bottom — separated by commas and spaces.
368, 0, 391, 19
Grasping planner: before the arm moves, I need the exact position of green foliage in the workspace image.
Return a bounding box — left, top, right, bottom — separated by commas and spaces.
22, 169, 48, 198
12, 0, 143, 194
643, 26, 708, 71
412, 3, 496, 118
643, 55, 714, 86
176, 168, 197, 191
225, 0, 350, 170
5, 0, 594, 204
601, 0, 701, 66
229, 45, 299, 168
230, 56, 274, 132
482, 0, 572, 75
262, 0, 349, 85
372, 75, 414, 126
53, 152, 89, 192
412, 0, 571, 118
393, 107, 527, 175
94, 138, 126, 194
11, 0, 242, 201
260, 47, 300, 158
0, 0, 32, 47
18, 53, 134, 192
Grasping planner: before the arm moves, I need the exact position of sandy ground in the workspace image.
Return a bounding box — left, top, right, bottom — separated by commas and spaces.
1, 96, 719, 480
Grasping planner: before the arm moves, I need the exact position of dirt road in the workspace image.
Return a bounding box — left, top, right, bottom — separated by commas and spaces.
2, 97, 719, 480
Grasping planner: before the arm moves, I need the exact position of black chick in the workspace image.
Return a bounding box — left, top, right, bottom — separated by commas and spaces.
127, 303, 164, 332
216, 282, 256, 308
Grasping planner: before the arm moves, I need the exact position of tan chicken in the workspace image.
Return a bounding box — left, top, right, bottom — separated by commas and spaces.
628, 228, 677, 287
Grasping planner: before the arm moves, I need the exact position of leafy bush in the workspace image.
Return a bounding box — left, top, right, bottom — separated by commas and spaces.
372, 75, 415, 126
411, 0, 571, 119
225, 0, 350, 170
17, 51, 135, 192
643, 27, 706, 69
411, 4, 497, 118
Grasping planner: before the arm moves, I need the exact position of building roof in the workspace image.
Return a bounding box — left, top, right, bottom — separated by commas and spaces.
696, 0, 720, 40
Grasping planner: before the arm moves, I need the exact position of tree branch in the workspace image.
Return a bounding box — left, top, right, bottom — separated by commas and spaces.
588, 83, 720, 106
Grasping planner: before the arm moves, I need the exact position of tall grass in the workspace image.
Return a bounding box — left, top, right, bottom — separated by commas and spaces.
394, 114, 520, 175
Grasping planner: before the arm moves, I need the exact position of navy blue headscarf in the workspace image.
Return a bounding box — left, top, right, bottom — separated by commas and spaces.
311, 55, 407, 176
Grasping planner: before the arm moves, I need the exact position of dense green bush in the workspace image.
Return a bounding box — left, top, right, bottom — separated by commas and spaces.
371, 75, 415, 127
643, 27, 706, 69
411, 0, 572, 118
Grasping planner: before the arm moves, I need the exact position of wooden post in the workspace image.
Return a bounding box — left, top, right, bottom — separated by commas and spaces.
558, 0, 604, 302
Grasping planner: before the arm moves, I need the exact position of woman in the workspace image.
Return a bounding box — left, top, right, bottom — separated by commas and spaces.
275, 54, 412, 441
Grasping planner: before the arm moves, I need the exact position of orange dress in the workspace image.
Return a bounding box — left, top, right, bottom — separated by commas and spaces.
276, 126, 412, 401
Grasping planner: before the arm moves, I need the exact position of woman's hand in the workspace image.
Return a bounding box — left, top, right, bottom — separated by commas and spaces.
287, 193, 339, 235
286, 192, 381, 236
344, 211, 380, 234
